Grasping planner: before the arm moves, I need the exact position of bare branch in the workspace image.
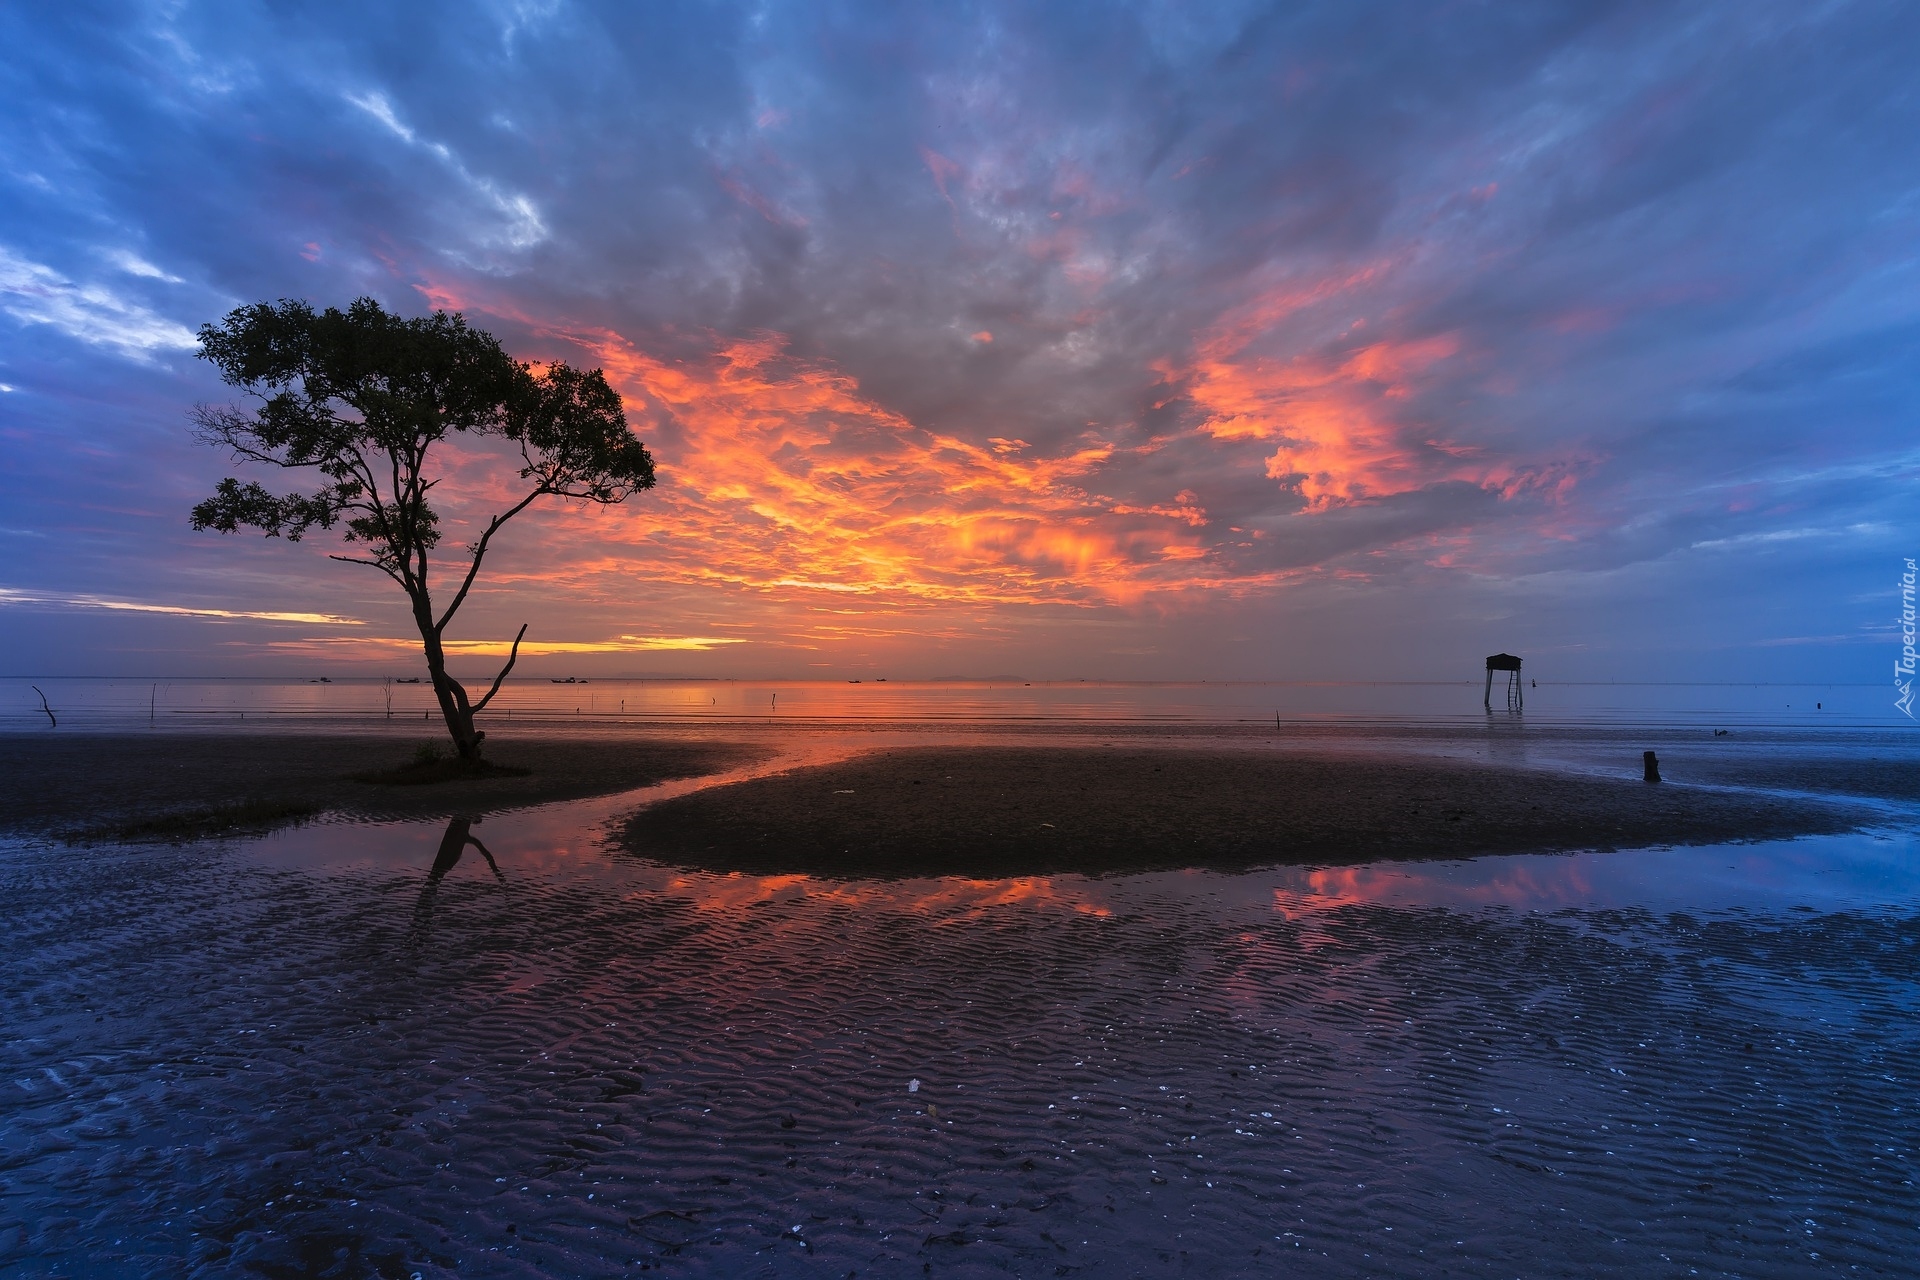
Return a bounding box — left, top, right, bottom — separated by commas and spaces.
327, 553, 388, 567
192, 405, 288, 468
470, 623, 528, 714
434, 487, 549, 633
348, 448, 414, 592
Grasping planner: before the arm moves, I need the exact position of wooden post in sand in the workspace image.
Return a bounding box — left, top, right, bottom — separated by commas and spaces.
1484, 654, 1523, 712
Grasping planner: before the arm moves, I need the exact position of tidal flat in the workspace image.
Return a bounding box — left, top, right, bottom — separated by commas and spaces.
1, 723, 1916, 1277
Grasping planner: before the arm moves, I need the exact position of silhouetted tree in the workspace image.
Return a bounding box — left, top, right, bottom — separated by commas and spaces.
190, 297, 654, 761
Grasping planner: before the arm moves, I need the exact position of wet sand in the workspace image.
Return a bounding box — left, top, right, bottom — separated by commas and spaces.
2, 728, 1881, 869
620, 744, 1873, 876
3, 823, 1914, 1277
1, 723, 1914, 1276
0, 732, 767, 840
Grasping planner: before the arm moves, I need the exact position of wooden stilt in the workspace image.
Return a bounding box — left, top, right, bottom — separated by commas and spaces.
1484, 654, 1522, 714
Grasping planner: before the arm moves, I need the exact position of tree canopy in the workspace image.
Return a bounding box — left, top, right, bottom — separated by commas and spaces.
191, 297, 655, 760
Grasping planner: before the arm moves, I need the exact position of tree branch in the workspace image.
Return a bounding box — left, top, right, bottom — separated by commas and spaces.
469, 623, 528, 714
327, 552, 405, 585
434, 487, 548, 633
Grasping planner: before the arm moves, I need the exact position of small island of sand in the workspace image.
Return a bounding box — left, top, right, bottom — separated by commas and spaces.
618, 742, 1870, 877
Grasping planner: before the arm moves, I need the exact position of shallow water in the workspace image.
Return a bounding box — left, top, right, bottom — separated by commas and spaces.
2, 728, 1917, 1277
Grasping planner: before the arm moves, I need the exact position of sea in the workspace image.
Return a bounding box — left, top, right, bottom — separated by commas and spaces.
2, 674, 1900, 730
1, 678, 1915, 1276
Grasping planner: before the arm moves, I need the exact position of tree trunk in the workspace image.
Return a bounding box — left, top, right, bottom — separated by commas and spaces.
414, 600, 486, 761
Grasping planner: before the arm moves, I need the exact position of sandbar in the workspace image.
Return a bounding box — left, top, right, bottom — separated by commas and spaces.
620, 743, 1872, 877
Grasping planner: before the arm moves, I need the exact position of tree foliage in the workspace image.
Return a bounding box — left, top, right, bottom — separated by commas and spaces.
190, 297, 655, 759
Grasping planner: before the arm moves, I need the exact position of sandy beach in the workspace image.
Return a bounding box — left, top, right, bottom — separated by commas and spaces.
4, 791, 1914, 1277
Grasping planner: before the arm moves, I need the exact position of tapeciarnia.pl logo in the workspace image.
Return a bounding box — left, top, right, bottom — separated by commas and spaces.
1898, 557, 1916, 718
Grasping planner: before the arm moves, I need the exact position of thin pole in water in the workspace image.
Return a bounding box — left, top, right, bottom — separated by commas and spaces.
150, 682, 157, 728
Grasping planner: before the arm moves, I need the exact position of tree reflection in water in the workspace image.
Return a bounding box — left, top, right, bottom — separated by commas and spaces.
408, 815, 504, 944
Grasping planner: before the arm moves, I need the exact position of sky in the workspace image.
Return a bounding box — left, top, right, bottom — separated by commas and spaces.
1, 0, 1915, 683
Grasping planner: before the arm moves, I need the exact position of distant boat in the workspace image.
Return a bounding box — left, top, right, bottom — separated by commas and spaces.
875, 678, 887, 682
848, 679, 862, 683
549, 677, 588, 684
395, 678, 421, 684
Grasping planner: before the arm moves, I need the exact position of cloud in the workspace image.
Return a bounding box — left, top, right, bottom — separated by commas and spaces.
261, 633, 747, 657
0, 247, 197, 359
564, 326, 1224, 606
445, 635, 747, 655
344, 91, 548, 251
0, 587, 361, 625
105, 249, 183, 282
2, 0, 1917, 677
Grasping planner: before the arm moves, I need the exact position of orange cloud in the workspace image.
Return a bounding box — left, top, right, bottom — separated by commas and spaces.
1166, 266, 1591, 516
536, 326, 1223, 608
1183, 320, 1491, 507
397, 269, 1582, 640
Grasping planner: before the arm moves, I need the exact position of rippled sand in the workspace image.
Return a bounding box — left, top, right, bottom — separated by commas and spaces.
3, 794, 1916, 1277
